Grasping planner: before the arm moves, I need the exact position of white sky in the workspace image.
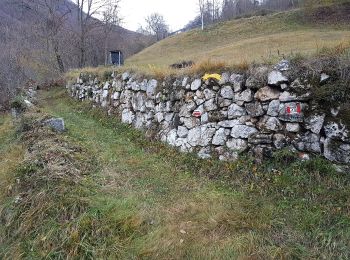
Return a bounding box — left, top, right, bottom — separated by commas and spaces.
119, 0, 199, 32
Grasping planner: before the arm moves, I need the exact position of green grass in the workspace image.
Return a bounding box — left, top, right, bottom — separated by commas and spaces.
126, 5, 350, 70
1, 89, 350, 259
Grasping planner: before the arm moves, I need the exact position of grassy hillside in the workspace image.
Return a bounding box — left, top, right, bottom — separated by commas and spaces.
127, 4, 350, 69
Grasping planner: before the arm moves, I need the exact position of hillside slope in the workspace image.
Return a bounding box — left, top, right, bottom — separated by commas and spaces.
0, 0, 153, 59
127, 3, 350, 68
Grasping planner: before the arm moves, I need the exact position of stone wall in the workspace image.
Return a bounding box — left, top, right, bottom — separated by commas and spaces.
67, 60, 350, 164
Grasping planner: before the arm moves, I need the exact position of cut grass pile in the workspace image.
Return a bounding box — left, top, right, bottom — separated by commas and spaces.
0, 89, 349, 259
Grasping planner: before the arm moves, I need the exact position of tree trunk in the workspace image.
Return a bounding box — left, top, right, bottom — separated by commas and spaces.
201, 14, 204, 30
104, 35, 109, 65
53, 41, 65, 73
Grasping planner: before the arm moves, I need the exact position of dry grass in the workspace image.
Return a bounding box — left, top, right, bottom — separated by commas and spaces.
126, 7, 350, 70
0, 115, 24, 197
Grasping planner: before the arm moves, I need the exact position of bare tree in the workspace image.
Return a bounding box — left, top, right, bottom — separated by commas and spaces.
101, 0, 122, 65
145, 13, 169, 41
73, 0, 110, 67
17, 0, 71, 73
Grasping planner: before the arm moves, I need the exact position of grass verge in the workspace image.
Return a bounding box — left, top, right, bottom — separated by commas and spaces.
0, 89, 349, 259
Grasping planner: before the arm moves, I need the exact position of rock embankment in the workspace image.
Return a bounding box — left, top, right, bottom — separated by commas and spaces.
67, 60, 350, 164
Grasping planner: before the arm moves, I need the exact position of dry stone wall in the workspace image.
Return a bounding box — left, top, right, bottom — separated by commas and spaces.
67, 60, 350, 164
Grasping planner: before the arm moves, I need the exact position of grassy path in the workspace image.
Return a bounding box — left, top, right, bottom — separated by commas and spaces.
4, 88, 343, 259
38, 91, 272, 259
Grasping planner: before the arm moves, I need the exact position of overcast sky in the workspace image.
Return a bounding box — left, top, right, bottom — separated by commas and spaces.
119, 0, 198, 32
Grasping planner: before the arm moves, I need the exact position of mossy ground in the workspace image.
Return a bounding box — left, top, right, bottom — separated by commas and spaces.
0, 88, 349, 259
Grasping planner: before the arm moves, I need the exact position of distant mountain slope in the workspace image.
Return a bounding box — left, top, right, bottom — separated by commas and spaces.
0, 0, 153, 59
127, 3, 350, 68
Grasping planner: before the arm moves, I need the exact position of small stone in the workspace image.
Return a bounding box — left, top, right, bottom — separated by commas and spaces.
220, 86, 234, 99
122, 72, 130, 81
267, 100, 280, 117
268, 70, 288, 86
254, 86, 281, 102
167, 129, 178, 146
231, 125, 258, 139
286, 123, 300, 133
218, 120, 240, 128
182, 77, 189, 87
305, 114, 325, 134
177, 126, 188, 138
45, 118, 65, 133
219, 72, 230, 85
274, 59, 290, 71
273, 134, 289, 149
320, 73, 330, 83
229, 73, 244, 92
181, 117, 200, 129
248, 133, 273, 145
235, 89, 253, 103
146, 79, 158, 98
212, 128, 227, 145
191, 79, 202, 91
324, 138, 350, 163
228, 104, 247, 119
203, 89, 216, 100
279, 91, 311, 102
324, 121, 349, 142
293, 132, 321, 153
245, 102, 265, 117
198, 147, 212, 159
204, 99, 217, 111
226, 138, 248, 152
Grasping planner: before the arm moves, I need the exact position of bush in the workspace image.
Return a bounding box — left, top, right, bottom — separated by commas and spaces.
10, 96, 26, 111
